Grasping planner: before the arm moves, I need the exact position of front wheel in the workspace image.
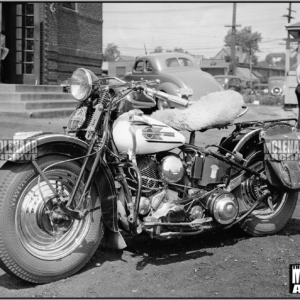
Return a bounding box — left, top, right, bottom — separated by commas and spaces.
0, 155, 103, 283
236, 148, 298, 236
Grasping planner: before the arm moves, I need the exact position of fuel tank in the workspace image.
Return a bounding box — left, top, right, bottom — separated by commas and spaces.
112, 113, 185, 155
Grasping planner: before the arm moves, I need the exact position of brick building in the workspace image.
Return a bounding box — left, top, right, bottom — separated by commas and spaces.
1, 3, 103, 85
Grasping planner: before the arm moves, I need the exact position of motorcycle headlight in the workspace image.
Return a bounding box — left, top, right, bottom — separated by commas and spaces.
70, 68, 98, 101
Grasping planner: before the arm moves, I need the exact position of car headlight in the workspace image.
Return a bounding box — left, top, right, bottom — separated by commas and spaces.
70, 68, 98, 101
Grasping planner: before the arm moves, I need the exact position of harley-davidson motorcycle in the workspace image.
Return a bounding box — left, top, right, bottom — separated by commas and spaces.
0, 67, 299, 284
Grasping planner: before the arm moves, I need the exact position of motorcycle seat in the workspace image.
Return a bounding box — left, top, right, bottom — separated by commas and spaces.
151, 90, 245, 132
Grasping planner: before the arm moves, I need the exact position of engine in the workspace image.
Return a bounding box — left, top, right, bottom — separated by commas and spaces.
132, 151, 238, 226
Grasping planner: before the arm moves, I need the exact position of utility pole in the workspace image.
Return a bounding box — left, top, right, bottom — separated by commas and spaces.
249, 42, 253, 90
0, 3, 2, 83
283, 3, 296, 76
225, 3, 241, 76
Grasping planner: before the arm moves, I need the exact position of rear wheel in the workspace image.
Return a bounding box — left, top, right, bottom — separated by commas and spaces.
237, 147, 298, 236
0, 155, 103, 283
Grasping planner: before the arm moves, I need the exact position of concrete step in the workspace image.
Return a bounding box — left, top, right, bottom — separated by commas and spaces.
0, 84, 64, 93
0, 100, 77, 111
0, 92, 74, 102
0, 108, 75, 119
0, 84, 75, 118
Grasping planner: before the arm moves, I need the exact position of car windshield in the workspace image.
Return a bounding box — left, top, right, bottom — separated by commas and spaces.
99, 77, 124, 85
215, 78, 225, 84
165, 57, 193, 68
270, 79, 284, 85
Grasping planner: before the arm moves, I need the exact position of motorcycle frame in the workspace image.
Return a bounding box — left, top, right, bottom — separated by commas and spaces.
6, 106, 298, 236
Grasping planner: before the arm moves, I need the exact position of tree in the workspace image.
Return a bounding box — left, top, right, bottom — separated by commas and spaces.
152, 46, 163, 53
224, 26, 262, 65
166, 47, 189, 54
104, 43, 120, 61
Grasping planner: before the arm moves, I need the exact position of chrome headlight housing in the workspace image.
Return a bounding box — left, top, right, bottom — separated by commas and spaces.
70, 68, 98, 101
67, 107, 87, 131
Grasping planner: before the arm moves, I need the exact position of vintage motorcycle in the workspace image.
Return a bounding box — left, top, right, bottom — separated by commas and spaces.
0, 67, 299, 284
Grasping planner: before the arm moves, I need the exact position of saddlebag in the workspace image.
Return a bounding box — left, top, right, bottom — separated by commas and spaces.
260, 122, 300, 192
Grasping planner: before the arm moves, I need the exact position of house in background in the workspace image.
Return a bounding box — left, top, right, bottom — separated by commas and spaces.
213, 46, 250, 64
201, 45, 284, 84
107, 55, 136, 78
1, 2, 103, 85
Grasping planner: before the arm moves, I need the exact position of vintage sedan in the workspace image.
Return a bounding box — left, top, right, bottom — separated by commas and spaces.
268, 76, 285, 97
214, 75, 244, 94
123, 52, 223, 110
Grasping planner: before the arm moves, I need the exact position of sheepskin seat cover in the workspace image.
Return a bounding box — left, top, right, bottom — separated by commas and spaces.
151, 90, 245, 131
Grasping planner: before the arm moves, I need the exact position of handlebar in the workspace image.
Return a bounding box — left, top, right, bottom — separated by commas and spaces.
111, 79, 190, 108
145, 88, 189, 107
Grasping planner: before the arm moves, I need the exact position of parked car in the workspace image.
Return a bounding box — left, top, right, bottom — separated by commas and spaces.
268, 76, 285, 97
214, 75, 244, 93
123, 52, 223, 110
252, 83, 269, 96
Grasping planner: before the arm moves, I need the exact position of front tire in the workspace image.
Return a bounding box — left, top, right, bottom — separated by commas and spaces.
237, 148, 298, 236
0, 155, 103, 283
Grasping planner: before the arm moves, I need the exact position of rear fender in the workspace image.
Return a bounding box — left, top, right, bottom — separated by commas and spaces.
157, 82, 180, 96
220, 128, 262, 156
3, 133, 119, 233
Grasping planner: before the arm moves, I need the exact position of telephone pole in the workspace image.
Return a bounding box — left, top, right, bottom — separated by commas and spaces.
283, 3, 296, 76
283, 3, 295, 23
225, 3, 241, 76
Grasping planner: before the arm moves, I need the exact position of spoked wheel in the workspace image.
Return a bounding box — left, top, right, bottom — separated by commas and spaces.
0, 155, 103, 283
237, 147, 298, 236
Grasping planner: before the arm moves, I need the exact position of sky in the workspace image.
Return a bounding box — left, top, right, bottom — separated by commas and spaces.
102, 2, 300, 61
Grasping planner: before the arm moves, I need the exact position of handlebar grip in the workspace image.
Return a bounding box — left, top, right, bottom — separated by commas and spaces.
154, 90, 189, 107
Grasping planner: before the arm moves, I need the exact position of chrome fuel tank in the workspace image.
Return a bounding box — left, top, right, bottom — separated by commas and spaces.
112, 113, 185, 155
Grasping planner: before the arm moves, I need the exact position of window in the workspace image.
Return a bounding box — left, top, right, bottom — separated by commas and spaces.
166, 58, 180, 68
62, 3, 77, 11
215, 78, 225, 84
134, 60, 143, 72
145, 60, 153, 72
178, 58, 193, 67
165, 57, 193, 68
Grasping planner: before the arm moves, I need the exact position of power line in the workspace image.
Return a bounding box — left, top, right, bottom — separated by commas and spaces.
104, 3, 229, 14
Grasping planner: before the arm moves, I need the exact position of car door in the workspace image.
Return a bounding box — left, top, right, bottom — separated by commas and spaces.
130, 59, 154, 108
132, 59, 145, 81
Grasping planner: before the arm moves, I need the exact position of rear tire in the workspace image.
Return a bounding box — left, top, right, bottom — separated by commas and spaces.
237, 147, 298, 236
0, 155, 103, 283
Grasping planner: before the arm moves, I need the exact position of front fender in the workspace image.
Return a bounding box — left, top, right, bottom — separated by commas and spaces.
2, 132, 118, 233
